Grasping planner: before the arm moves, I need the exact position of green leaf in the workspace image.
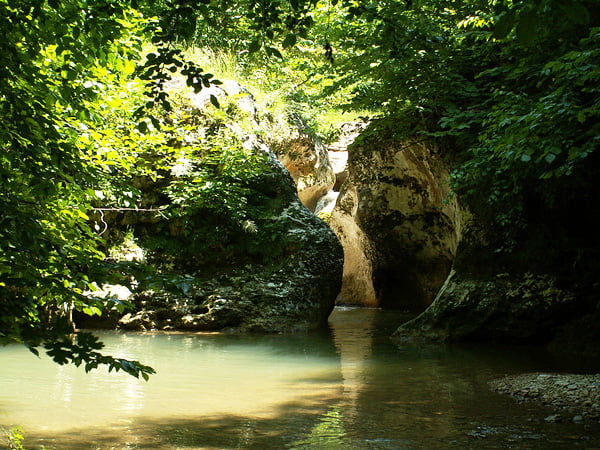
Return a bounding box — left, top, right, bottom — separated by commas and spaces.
493, 10, 515, 40
137, 121, 148, 133
282, 34, 297, 48
149, 115, 161, 130
516, 10, 538, 45
559, 1, 590, 25
267, 47, 283, 59
248, 40, 261, 53
209, 94, 221, 108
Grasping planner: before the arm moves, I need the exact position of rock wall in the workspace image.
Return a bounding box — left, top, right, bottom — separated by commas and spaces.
329, 130, 462, 310
269, 114, 335, 212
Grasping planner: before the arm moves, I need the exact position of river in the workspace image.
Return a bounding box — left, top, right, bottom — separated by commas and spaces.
1, 307, 600, 449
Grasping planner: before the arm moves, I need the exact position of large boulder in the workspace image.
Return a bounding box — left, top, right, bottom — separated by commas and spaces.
85, 80, 343, 333
269, 114, 336, 212
329, 128, 461, 310
118, 197, 343, 333
393, 270, 578, 343
392, 216, 600, 353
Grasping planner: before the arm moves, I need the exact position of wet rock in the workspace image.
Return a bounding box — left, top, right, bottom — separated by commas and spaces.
393, 270, 577, 343
119, 311, 156, 331
544, 415, 562, 423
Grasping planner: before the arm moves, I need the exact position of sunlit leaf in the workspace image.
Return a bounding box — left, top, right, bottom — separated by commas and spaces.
282, 33, 297, 48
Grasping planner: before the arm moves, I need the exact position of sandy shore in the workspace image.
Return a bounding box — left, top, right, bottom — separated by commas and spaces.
490, 373, 600, 423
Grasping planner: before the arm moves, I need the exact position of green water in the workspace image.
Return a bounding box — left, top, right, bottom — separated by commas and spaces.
1, 307, 600, 449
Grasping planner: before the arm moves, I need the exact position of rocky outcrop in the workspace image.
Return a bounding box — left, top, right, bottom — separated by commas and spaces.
83, 80, 343, 333
392, 213, 600, 351
269, 114, 336, 212
329, 131, 461, 310
392, 270, 579, 343
118, 199, 343, 333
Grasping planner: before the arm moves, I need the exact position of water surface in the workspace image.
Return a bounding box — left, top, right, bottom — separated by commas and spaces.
1, 308, 600, 448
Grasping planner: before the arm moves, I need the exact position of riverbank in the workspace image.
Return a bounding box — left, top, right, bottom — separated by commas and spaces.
490, 373, 600, 423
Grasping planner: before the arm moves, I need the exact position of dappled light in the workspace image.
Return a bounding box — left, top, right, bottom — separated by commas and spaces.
3, 310, 600, 448
2, 0, 600, 447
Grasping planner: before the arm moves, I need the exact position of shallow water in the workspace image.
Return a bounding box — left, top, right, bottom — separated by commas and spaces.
1, 307, 600, 449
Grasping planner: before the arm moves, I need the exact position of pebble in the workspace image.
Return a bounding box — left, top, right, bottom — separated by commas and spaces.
490, 373, 600, 422
544, 415, 562, 423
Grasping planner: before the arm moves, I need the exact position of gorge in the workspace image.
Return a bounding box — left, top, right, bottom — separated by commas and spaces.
2, 1, 600, 448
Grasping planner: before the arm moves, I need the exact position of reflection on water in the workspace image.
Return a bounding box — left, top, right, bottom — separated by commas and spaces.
1, 307, 600, 449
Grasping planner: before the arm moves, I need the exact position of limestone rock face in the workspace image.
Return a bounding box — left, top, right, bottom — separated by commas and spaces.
270, 114, 335, 212
327, 122, 365, 192
329, 135, 461, 310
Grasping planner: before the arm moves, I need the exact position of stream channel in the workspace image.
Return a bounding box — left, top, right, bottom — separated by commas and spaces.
2, 307, 600, 449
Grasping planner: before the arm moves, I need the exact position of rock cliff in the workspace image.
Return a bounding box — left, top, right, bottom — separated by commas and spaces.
269, 114, 336, 212
329, 127, 461, 310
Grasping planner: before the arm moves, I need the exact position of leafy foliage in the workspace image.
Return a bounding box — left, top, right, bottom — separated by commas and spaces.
44, 332, 155, 379
2, 0, 599, 374
312, 0, 599, 257
0, 1, 153, 377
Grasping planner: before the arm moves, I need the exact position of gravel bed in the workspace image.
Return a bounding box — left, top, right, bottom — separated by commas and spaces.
490, 373, 600, 423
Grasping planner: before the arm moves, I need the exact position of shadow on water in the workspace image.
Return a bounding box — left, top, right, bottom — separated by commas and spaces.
329, 308, 600, 449
3, 307, 600, 449
26, 402, 343, 449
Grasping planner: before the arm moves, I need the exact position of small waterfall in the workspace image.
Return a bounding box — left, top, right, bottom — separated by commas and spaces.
315, 190, 340, 215
314, 122, 366, 216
